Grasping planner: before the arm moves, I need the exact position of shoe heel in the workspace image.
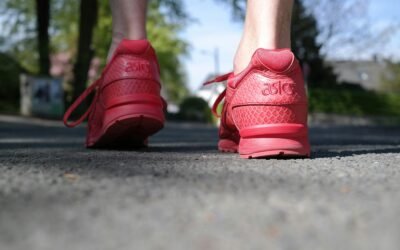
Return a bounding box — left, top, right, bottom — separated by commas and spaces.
238, 124, 310, 159
104, 99, 164, 131
89, 98, 164, 148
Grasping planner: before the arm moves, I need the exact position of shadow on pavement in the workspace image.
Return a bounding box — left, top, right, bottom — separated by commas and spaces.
309, 125, 400, 158
312, 147, 400, 158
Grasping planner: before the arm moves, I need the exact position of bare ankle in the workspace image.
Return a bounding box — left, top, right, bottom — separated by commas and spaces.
233, 51, 248, 75
233, 37, 257, 74
234, 0, 293, 74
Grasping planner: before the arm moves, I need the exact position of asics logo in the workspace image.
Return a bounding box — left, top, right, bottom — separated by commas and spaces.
262, 81, 295, 96
125, 62, 151, 73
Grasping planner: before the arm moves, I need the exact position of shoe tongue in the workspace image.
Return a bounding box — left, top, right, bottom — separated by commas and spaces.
254, 48, 294, 72
116, 39, 150, 55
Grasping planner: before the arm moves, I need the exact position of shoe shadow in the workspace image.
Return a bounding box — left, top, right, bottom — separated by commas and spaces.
310, 125, 400, 158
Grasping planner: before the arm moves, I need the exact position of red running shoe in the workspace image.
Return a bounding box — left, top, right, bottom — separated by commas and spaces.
63, 39, 165, 148
205, 49, 310, 158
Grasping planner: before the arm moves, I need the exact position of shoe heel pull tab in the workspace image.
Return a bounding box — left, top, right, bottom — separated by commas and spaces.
116, 39, 150, 55
255, 49, 295, 73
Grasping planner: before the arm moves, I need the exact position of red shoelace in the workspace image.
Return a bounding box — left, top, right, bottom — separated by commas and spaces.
63, 79, 102, 128
203, 72, 232, 118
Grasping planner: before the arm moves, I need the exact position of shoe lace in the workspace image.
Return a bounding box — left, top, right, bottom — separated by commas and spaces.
203, 72, 232, 118
63, 79, 102, 128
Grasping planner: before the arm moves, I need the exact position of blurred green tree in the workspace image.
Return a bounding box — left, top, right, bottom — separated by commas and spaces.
0, 0, 38, 73
178, 96, 213, 123
381, 61, 400, 93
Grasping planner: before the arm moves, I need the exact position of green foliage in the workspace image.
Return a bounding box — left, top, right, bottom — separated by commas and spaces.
147, 1, 189, 102
51, 1, 79, 54
0, 0, 37, 72
91, 1, 112, 61
309, 87, 400, 116
177, 96, 213, 123
381, 60, 400, 93
0, 0, 78, 73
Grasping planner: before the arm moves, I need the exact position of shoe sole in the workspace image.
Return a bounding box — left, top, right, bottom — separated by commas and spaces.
240, 147, 310, 159
218, 139, 238, 153
238, 123, 310, 159
87, 103, 164, 149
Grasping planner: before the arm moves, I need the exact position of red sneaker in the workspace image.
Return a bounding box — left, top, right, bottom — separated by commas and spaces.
205, 49, 310, 158
63, 39, 165, 148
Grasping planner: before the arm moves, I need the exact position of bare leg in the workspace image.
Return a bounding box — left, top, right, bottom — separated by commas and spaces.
234, 0, 294, 74
108, 0, 148, 61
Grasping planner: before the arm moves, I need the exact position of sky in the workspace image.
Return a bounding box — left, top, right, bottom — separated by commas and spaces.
181, 0, 400, 91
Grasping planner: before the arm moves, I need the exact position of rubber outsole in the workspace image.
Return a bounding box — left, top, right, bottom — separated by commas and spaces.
218, 139, 310, 159
240, 149, 310, 159
238, 136, 310, 159
219, 143, 310, 159
218, 139, 238, 153
86, 98, 165, 149
219, 148, 238, 153
87, 114, 163, 149
235, 123, 310, 159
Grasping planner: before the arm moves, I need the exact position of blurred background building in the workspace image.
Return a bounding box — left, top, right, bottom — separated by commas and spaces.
328, 59, 388, 91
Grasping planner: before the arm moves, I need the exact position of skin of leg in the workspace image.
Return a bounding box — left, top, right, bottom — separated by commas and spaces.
108, 0, 148, 61
234, 0, 294, 74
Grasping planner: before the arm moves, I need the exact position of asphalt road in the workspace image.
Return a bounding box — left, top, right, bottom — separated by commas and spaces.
1, 115, 400, 250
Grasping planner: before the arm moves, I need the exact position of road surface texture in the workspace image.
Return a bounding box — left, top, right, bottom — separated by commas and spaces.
1, 114, 400, 250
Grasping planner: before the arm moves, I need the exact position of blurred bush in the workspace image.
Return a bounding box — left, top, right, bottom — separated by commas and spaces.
381, 60, 400, 93
309, 87, 400, 116
0, 53, 24, 113
177, 96, 213, 123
